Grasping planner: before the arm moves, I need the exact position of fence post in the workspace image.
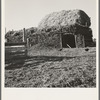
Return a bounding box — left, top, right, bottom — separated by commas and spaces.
23, 28, 27, 56
26, 38, 30, 48
23, 28, 26, 42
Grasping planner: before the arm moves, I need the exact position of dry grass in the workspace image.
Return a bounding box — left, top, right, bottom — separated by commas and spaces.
38, 9, 90, 30
5, 47, 96, 87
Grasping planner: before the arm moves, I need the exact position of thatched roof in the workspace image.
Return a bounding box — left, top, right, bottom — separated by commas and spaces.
38, 9, 91, 31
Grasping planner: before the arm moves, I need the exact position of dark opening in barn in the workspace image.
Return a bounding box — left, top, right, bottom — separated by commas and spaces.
62, 34, 76, 48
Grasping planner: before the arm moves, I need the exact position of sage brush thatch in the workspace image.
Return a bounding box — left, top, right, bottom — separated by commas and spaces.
38, 9, 91, 32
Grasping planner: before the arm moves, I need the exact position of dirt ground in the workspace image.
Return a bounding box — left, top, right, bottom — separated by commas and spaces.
5, 47, 96, 87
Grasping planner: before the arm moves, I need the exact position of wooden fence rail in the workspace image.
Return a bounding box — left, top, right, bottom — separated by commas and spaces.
5, 42, 26, 46
5, 28, 30, 56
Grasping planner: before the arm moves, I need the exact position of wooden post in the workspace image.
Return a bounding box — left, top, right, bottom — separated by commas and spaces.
80, 34, 85, 48
26, 38, 30, 48
23, 28, 26, 42
74, 35, 78, 48
59, 33, 62, 49
23, 28, 27, 56
82, 35, 85, 47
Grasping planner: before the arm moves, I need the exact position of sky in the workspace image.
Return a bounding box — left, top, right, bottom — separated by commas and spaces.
5, 0, 97, 38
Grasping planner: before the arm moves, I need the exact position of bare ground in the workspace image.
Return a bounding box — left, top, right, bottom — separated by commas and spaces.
5, 47, 96, 87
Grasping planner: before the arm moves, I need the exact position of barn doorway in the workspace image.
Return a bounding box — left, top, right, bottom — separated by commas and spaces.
62, 34, 76, 48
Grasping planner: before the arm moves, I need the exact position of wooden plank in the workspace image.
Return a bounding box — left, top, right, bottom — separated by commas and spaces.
66, 44, 71, 48
59, 33, 62, 49
5, 42, 26, 46
79, 34, 85, 48
82, 35, 85, 47
23, 28, 26, 42
75, 34, 82, 48
26, 38, 30, 48
74, 35, 78, 48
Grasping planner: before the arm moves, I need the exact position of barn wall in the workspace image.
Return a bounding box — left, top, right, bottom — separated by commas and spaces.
38, 32, 61, 48
75, 27, 93, 47
37, 32, 86, 49
35, 27, 93, 49
75, 34, 85, 48
84, 35, 93, 47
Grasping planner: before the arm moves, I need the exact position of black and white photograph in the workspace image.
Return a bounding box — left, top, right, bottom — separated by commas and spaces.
4, 0, 98, 89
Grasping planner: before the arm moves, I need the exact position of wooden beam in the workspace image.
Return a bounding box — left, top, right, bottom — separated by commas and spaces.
23, 28, 26, 42
23, 28, 28, 56
59, 33, 62, 49
74, 35, 78, 48
26, 38, 30, 48
5, 42, 26, 46
66, 44, 71, 48
82, 35, 85, 47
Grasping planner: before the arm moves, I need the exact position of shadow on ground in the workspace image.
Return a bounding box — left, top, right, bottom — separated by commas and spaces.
5, 53, 74, 70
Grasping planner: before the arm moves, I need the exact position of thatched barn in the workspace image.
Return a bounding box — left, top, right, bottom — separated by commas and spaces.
37, 9, 93, 49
